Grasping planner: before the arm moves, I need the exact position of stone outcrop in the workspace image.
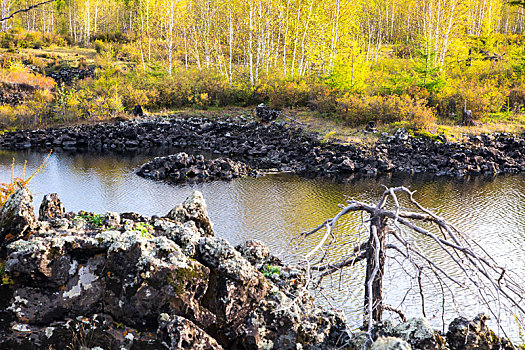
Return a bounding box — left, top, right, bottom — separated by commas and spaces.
136, 152, 257, 183
165, 190, 214, 237
4, 115, 525, 181
0, 187, 37, 252
446, 314, 514, 350
371, 337, 412, 350
38, 193, 65, 221
0, 189, 348, 350
388, 317, 446, 350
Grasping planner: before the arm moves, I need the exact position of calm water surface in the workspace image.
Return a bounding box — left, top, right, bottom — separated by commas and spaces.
1, 150, 524, 340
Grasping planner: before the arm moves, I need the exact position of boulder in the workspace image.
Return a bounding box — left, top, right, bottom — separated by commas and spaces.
101, 233, 213, 329
132, 104, 144, 117
446, 314, 513, 350
199, 237, 269, 329
235, 239, 272, 270
391, 318, 446, 350
165, 190, 214, 236
158, 314, 224, 350
372, 337, 412, 350
38, 193, 65, 221
0, 188, 37, 252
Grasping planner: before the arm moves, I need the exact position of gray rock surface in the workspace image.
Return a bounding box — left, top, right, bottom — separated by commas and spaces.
0, 189, 348, 350
446, 313, 513, 350
372, 337, 412, 350
38, 193, 65, 221
390, 318, 446, 350
0, 187, 36, 250
165, 190, 214, 236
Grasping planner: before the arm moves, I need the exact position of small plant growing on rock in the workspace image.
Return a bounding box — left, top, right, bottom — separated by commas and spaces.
75, 214, 104, 227
0, 261, 14, 285
261, 264, 280, 278
134, 222, 153, 238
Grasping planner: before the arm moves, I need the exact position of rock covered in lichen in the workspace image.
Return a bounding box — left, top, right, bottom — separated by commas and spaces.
0, 187, 36, 251
372, 337, 412, 350
0, 189, 350, 350
165, 190, 214, 236
390, 318, 446, 350
370, 318, 446, 350
158, 314, 224, 350
199, 236, 270, 330
446, 314, 513, 350
236, 239, 274, 270
38, 193, 65, 221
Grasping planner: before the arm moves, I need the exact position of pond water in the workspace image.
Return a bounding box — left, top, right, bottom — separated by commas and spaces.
1, 150, 524, 341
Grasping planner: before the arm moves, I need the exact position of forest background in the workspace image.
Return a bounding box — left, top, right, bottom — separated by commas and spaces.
1, 0, 525, 139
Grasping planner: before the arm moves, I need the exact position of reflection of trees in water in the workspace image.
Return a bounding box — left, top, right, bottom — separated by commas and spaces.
231, 175, 362, 255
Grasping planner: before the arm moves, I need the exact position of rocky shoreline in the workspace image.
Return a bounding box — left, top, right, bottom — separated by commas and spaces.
2, 115, 525, 182
0, 188, 515, 349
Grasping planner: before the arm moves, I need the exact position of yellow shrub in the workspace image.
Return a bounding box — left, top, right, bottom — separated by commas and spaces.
0, 62, 55, 89
336, 94, 436, 130
436, 78, 507, 120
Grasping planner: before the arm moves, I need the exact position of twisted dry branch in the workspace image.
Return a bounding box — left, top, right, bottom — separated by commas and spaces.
301, 186, 525, 340
0, 0, 57, 23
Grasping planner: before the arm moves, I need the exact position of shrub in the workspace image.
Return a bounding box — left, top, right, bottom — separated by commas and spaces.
308, 84, 338, 114
508, 88, 525, 112
336, 94, 436, 130
0, 153, 50, 208
435, 78, 507, 120
0, 61, 55, 89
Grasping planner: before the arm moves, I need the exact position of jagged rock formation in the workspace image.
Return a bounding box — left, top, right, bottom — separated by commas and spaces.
0, 188, 347, 350
136, 152, 258, 183
446, 314, 514, 350
0, 187, 37, 252
0, 188, 517, 349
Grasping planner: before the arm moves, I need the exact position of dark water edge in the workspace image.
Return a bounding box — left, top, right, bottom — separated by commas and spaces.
1, 149, 523, 341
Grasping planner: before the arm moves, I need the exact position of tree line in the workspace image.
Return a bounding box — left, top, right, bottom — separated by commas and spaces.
2, 0, 525, 81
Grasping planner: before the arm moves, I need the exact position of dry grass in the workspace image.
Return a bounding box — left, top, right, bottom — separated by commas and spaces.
0, 62, 55, 89
21, 47, 97, 65
0, 151, 51, 207
153, 106, 525, 145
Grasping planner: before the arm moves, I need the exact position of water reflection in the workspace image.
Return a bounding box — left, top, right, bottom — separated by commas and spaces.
0, 150, 523, 340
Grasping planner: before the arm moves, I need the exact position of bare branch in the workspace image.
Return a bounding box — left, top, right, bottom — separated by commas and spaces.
384, 304, 407, 322
0, 0, 57, 23
300, 185, 525, 338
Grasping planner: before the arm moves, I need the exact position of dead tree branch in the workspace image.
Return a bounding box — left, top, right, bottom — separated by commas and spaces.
0, 0, 57, 23
301, 186, 525, 341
